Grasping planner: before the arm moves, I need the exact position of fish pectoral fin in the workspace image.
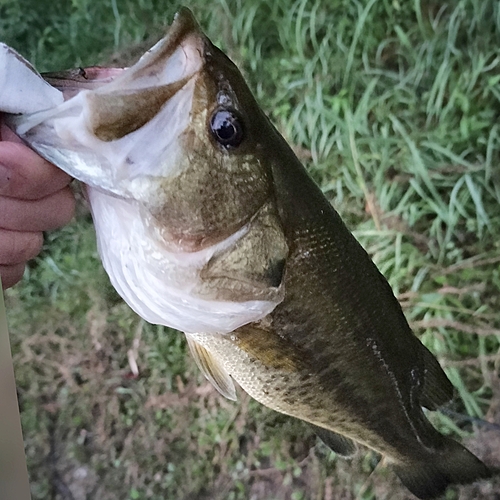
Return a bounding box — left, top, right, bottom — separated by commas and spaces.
185, 335, 237, 401
310, 424, 357, 458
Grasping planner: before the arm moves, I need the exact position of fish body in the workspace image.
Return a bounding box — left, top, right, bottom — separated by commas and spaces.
1, 8, 491, 499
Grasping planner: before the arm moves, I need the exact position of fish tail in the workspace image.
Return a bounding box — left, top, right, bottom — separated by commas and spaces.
392, 437, 491, 500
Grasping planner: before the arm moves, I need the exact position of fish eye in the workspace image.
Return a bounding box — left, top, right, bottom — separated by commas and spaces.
209, 108, 244, 149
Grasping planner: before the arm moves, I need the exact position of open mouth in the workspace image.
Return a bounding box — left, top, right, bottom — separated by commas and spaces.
7, 8, 206, 196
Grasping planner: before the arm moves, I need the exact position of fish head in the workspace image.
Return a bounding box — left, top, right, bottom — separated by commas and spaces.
7, 8, 290, 333
11, 7, 282, 252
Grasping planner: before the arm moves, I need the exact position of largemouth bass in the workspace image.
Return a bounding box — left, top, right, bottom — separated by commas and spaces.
0, 8, 491, 499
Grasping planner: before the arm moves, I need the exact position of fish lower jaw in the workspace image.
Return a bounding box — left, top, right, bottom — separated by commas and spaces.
87, 188, 281, 334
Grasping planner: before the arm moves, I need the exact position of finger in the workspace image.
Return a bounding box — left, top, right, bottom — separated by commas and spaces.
0, 186, 75, 232
0, 263, 25, 290
0, 229, 43, 265
0, 141, 73, 200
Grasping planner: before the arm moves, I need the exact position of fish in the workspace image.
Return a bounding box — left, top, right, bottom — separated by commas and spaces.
0, 8, 492, 499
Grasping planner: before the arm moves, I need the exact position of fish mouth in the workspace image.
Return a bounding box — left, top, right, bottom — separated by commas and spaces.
80, 9, 205, 145
42, 5, 204, 97
45, 6, 205, 101
10, 8, 206, 196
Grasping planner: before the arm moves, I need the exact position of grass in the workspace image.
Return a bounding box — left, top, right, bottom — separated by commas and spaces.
2, 0, 500, 498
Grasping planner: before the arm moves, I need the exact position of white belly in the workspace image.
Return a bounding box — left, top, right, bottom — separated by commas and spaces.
88, 188, 281, 334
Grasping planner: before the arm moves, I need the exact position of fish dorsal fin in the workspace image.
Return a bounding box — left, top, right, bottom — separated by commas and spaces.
310, 424, 358, 458
185, 334, 237, 401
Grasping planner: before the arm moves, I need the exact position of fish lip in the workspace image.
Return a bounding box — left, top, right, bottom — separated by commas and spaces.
139, 7, 203, 70
0, 44, 40, 76
102, 7, 205, 92
39, 8, 202, 95
42, 67, 127, 99
43, 7, 204, 95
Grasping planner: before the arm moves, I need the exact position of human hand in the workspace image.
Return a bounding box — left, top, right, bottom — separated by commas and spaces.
0, 115, 75, 289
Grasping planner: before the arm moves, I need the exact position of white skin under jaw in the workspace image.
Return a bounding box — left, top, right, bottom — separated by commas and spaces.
89, 188, 280, 334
